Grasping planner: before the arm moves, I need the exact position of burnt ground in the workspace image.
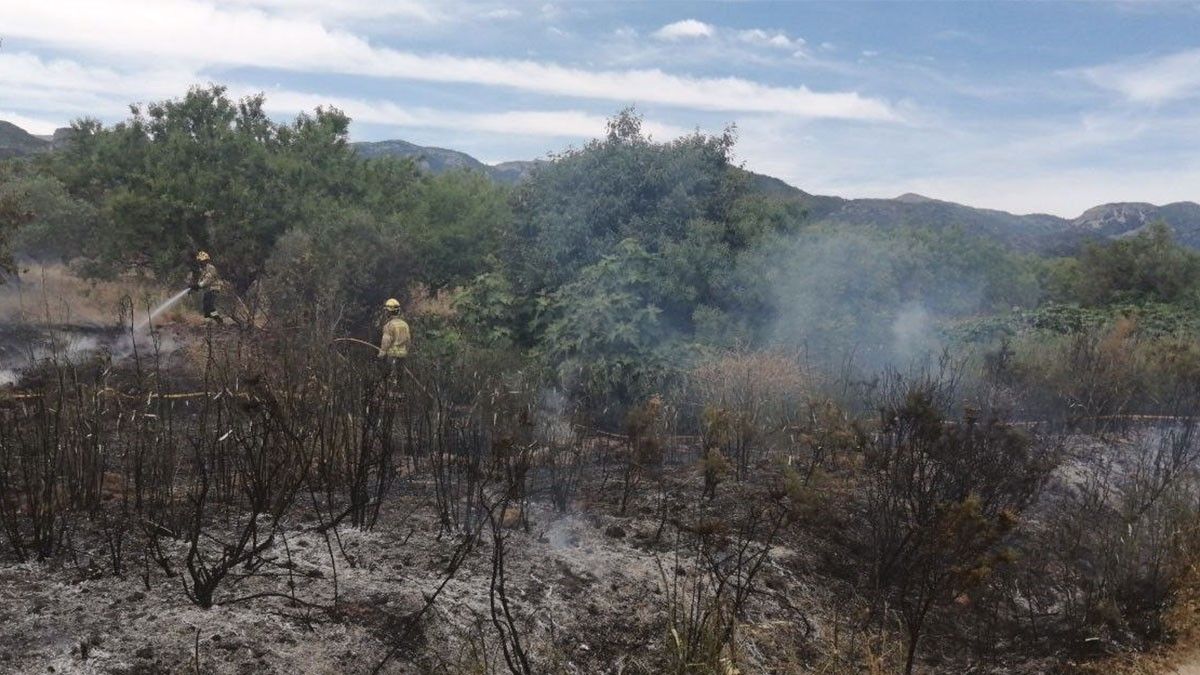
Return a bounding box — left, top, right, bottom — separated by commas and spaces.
0, 462, 827, 675
1, 321, 1186, 675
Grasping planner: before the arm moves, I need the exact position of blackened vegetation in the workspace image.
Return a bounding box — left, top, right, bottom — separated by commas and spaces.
859, 374, 1054, 674
6, 90, 1200, 672
4, 320, 1200, 672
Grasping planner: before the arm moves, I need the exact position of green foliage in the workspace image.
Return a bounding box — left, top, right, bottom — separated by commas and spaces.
20, 86, 1200, 431
47, 86, 372, 288
0, 164, 94, 261
950, 302, 1200, 345
1044, 222, 1200, 307
453, 270, 519, 348
509, 109, 744, 295
406, 171, 512, 289
509, 109, 800, 404
261, 207, 416, 330
37, 86, 513, 334
540, 239, 673, 406
0, 187, 25, 278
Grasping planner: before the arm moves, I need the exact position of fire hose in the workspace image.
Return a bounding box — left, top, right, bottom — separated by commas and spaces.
329, 337, 432, 398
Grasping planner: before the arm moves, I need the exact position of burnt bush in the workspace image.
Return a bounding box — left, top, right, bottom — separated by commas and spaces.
855, 371, 1058, 674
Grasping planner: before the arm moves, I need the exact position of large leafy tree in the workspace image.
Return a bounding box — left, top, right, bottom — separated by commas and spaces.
508, 109, 799, 403
0, 163, 95, 261
509, 108, 748, 301
49, 85, 364, 289
540, 239, 671, 407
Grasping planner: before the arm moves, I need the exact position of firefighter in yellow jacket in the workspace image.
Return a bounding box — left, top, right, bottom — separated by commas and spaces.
378, 299, 410, 373
189, 250, 226, 324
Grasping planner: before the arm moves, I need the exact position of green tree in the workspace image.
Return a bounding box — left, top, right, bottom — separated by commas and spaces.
1057, 222, 1200, 306
0, 187, 28, 279
509, 108, 745, 298
540, 239, 672, 408
506, 109, 800, 403
0, 165, 95, 260
49, 85, 366, 289
407, 170, 512, 289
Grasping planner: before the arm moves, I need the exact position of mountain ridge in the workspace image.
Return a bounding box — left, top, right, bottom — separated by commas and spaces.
344, 135, 1199, 249
3, 119, 1196, 249
0, 121, 50, 159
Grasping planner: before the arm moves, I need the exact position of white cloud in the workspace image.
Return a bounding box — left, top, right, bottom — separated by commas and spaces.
0, 53, 197, 117
0, 53, 689, 142
259, 89, 691, 139
217, 0, 443, 22
480, 7, 521, 20
653, 19, 715, 41
2, 1, 897, 121
1081, 48, 1200, 103
738, 29, 801, 49
0, 111, 61, 135
732, 107, 1200, 217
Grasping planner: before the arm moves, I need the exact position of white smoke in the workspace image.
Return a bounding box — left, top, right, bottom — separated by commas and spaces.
891, 303, 938, 365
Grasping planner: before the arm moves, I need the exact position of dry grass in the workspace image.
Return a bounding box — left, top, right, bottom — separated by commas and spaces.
688, 349, 814, 411
405, 282, 458, 319
0, 263, 197, 326
1068, 539, 1200, 675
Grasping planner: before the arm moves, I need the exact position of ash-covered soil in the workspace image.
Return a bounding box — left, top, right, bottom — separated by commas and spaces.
0, 477, 817, 675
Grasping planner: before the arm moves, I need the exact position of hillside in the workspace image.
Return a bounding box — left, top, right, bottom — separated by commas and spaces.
0, 120, 50, 159
800, 191, 1074, 250
4, 118, 1196, 249
350, 139, 541, 185
351, 135, 1199, 251
1072, 201, 1200, 247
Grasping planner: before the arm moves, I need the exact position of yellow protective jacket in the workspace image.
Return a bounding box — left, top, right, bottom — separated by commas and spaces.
379, 317, 410, 358
195, 263, 226, 292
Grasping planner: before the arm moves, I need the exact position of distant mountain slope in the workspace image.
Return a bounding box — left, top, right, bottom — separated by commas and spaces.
4, 119, 1197, 251
350, 140, 541, 185
737, 169, 1195, 251
0, 121, 50, 159
803, 193, 1073, 250
1071, 202, 1200, 247
353, 139, 488, 173
736, 174, 1072, 249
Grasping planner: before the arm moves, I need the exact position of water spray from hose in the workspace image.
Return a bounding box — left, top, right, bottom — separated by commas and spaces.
134, 287, 192, 334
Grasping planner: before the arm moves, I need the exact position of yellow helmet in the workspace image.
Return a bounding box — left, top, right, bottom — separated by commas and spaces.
384, 298, 401, 311
196, 250, 211, 262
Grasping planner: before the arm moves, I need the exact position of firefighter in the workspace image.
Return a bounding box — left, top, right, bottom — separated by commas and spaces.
378, 298, 410, 373
189, 250, 225, 324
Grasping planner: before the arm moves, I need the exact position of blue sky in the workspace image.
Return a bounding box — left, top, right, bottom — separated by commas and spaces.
3, 0, 1199, 216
